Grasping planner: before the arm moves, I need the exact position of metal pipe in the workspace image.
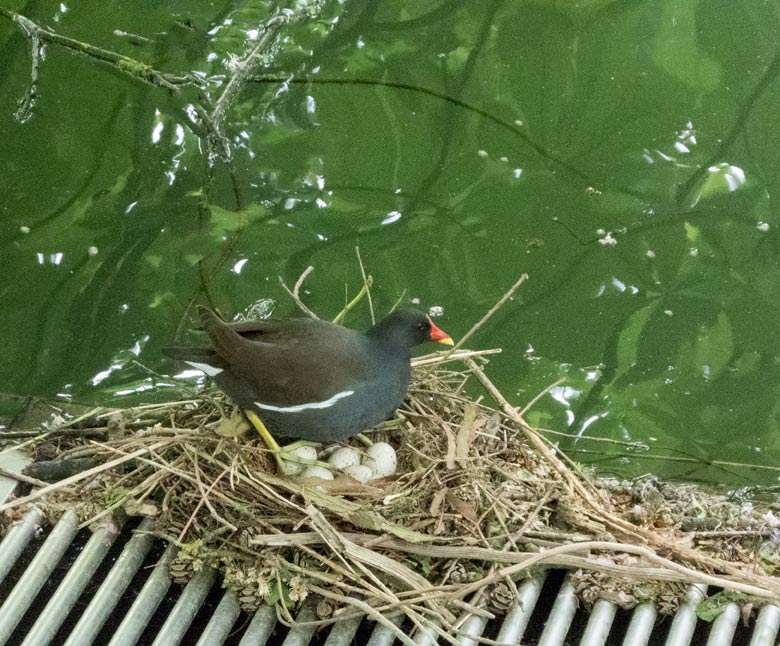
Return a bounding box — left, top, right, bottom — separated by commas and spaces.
150, 566, 217, 646
750, 604, 780, 646
579, 598, 616, 646
323, 615, 361, 646
21, 519, 123, 646
0, 509, 78, 645
365, 613, 404, 646
0, 508, 44, 585
706, 602, 739, 646
281, 602, 318, 646
238, 605, 277, 646
622, 602, 657, 646
108, 543, 178, 646
538, 576, 578, 646
195, 589, 241, 646
63, 517, 156, 646
495, 576, 545, 644
665, 584, 707, 646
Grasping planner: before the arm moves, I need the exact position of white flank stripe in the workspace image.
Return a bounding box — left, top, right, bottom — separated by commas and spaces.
184, 361, 224, 377
254, 389, 354, 414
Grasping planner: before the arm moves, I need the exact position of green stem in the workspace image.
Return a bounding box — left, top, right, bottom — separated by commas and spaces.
333, 276, 373, 324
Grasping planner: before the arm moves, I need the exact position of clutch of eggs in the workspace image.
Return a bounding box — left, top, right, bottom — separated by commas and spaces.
284, 442, 397, 481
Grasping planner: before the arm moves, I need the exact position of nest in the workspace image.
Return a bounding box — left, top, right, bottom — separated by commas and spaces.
4, 276, 780, 644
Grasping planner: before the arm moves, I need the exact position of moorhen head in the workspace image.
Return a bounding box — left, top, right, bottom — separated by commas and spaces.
164, 306, 453, 443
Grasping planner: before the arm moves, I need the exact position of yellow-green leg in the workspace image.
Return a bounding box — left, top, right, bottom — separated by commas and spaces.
354, 419, 401, 447
354, 433, 373, 447
245, 410, 322, 475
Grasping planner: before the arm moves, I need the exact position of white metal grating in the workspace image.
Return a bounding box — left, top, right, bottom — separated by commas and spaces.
1, 509, 779, 645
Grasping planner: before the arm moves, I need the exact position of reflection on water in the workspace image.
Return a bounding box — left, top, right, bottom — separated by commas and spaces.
2, 0, 780, 485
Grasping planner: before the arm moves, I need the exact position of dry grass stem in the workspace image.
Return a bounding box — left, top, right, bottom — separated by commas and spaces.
280, 265, 318, 319
354, 246, 375, 325
442, 273, 528, 359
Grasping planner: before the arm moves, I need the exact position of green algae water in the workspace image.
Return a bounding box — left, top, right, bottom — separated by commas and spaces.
2, 0, 780, 486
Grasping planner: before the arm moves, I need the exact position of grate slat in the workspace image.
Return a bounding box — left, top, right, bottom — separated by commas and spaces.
4, 507, 780, 646
150, 566, 217, 646
281, 602, 319, 646
282, 602, 317, 646
579, 598, 617, 646
0, 508, 78, 645
322, 615, 361, 646
750, 605, 780, 646
538, 576, 577, 646
21, 519, 123, 646
62, 516, 156, 646
107, 543, 178, 646
622, 602, 657, 646
365, 613, 405, 646
238, 605, 277, 646
0, 508, 44, 586
458, 611, 488, 646
665, 584, 707, 646
195, 589, 241, 646
495, 575, 545, 644
706, 603, 739, 646
412, 620, 439, 646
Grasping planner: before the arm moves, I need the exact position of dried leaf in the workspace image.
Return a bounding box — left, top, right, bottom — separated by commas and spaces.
213, 411, 250, 437
445, 427, 457, 470
446, 490, 479, 524
430, 487, 448, 516
456, 402, 478, 466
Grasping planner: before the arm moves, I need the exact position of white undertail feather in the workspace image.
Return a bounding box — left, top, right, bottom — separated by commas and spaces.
184, 361, 224, 377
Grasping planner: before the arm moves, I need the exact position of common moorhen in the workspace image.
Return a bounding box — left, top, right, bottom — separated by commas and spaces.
164, 306, 453, 468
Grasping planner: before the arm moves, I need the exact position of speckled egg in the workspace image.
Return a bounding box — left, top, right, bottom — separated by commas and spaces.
282, 445, 319, 476
362, 442, 397, 479
300, 465, 335, 480
344, 464, 375, 483
328, 447, 361, 471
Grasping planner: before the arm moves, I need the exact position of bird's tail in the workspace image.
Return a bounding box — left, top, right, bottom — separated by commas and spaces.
196, 305, 246, 362
162, 306, 237, 374
160, 345, 217, 362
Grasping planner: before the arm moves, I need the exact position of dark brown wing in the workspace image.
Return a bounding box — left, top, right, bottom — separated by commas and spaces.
198, 307, 369, 406
225, 317, 295, 336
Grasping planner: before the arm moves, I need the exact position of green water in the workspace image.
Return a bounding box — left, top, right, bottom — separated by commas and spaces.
2, 0, 780, 486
